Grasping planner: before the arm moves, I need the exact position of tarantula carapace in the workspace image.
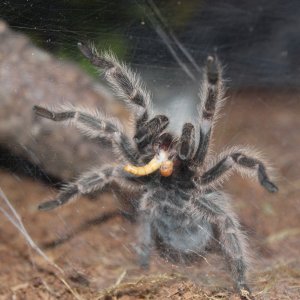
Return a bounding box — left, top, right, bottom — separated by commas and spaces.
34, 43, 278, 299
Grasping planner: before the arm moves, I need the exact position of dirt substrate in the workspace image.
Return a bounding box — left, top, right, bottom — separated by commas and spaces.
0, 90, 300, 299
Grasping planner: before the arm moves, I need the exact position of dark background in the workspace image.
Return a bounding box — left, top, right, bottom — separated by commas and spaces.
1, 0, 299, 87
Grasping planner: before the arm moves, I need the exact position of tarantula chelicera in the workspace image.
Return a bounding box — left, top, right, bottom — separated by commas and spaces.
34, 43, 278, 299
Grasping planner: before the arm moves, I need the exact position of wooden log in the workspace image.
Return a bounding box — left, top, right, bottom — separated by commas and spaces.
0, 20, 128, 181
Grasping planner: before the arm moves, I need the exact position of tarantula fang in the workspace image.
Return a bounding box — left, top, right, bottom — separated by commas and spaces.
34, 42, 278, 300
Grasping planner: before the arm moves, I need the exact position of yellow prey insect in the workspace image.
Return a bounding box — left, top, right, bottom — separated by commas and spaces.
124, 150, 174, 177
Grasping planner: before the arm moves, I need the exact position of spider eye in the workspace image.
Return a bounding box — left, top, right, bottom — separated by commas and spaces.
160, 160, 173, 177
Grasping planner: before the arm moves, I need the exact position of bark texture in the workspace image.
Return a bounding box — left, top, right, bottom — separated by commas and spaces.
0, 20, 128, 180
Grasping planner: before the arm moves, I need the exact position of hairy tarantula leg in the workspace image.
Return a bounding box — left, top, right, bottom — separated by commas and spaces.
136, 211, 152, 269
194, 55, 224, 164
78, 42, 152, 131
33, 105, 139, 165
38, 167, 121, 211
178, 123, 196, 161
196, 196, 251, 298
134, 115, 169, 150
200, 151, 278, 193
38, 184, 78, 211
136, 192, 153, 269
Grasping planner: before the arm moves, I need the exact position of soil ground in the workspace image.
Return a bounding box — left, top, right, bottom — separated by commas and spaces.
0, 89, 299, 299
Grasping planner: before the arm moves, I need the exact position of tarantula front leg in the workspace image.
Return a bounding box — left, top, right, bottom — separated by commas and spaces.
33, 105, 139, 165
199, 149, 278, 193
196, 195, 253, 299
78, 43, 152, 132
38, 166, 137, 211
77, 43, 169, 153
193, 55, 224, 165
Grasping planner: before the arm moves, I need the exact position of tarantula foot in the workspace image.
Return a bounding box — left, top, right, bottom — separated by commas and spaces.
138, 250, 150, 269
206, 55, 219, 84
33, 105, 53, 119
139, 258, 150, 270
137, 252, 150, 269
34, 105, 75, 121
38, 199, 61, 211
262, 180, 278, 193
239, 285, 255, 300
77, 42, 93, 59
135, 246, 150, 269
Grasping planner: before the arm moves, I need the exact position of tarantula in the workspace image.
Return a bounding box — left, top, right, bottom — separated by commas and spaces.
34, 43, 278, 299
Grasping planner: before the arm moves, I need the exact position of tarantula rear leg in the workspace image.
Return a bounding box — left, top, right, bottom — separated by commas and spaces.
200, 151, 278, 193
135, 193, 153, 269
39, 167, 120, 211
196, 196, 253, 299
136, 213, 152, 269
